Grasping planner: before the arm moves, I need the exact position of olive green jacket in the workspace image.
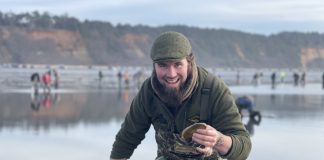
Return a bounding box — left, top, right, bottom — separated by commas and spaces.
110, 67, 251, 160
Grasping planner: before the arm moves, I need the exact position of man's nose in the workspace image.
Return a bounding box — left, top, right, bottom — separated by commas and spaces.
167, 67, 177, 77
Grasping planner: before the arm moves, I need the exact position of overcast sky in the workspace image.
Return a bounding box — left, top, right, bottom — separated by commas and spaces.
1, 0, 324, 35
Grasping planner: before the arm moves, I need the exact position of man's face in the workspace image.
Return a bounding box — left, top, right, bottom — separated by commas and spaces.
154, 58, 189, 90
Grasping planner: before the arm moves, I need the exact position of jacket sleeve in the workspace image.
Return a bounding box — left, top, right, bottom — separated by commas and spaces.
211, 78, 252, 160
110, 88, 151, 159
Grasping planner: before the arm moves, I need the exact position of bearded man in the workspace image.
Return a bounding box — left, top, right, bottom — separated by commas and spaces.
110, 31, 251, 160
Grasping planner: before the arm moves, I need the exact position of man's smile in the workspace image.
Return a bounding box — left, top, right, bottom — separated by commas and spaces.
164, 77, 180, 84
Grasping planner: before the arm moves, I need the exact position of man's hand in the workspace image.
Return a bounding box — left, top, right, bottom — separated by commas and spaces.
192, 124, 232, 156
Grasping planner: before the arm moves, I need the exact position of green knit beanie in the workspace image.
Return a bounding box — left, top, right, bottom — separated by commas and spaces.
150, 31, 192, 62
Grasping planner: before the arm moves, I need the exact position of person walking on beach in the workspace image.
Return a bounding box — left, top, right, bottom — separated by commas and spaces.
42, 71, 52, 93
271, 72, 276, 89
252, 72, 259, 87
30, 72, 40, 95
98, 70, 104, 82
293, 72, 299, 87
300, 71, 306, 87
110, 31, 251, 160
53, 69, 59, 89
280, 70, 286, 84
124, 71, 129, 89
117, 71, 123, 89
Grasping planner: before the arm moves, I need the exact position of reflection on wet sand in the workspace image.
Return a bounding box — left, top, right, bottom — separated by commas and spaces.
0, 88, 136, 132
2, 90, 322, 135
260, 94, 324, 118
30, 92, 60, 111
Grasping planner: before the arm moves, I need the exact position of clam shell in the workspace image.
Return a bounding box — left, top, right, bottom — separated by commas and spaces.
181, 123, 207, 141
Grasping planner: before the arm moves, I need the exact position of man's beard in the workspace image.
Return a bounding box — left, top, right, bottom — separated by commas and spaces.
155, 69, 193, 107
160, 79, 185, 106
